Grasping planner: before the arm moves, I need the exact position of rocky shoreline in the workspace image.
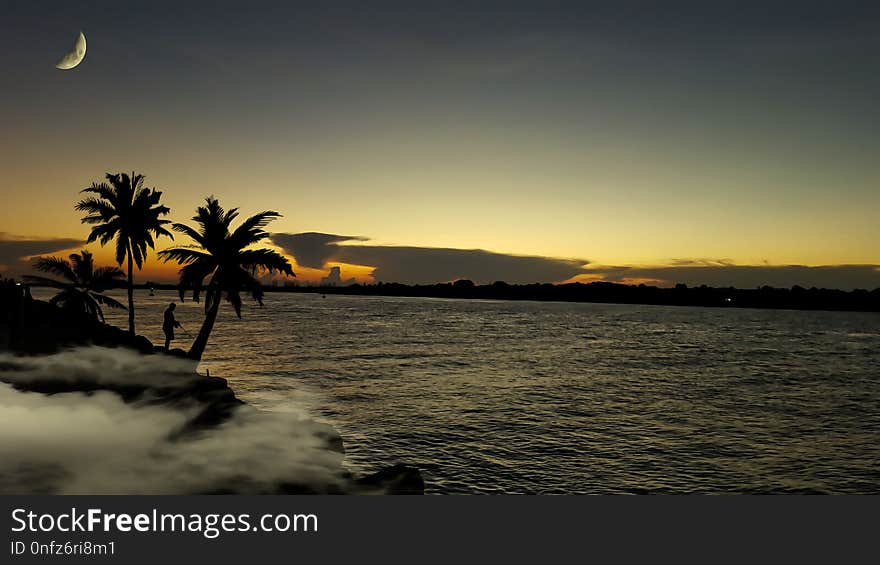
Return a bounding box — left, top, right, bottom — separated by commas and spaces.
0, 288, 424, 495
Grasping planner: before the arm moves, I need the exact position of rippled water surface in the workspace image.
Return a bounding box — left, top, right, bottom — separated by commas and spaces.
77, 290, 880, 493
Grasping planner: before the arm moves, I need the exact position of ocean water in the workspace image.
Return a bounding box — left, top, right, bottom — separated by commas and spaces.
34, 289, 880, 494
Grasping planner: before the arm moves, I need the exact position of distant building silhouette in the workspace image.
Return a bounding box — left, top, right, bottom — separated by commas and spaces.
320, 266, 356, 287
321, 266, 342, 286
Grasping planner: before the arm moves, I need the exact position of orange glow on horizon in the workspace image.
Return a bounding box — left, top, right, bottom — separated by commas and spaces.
560, 273, 606, 285
13, 242, 381, 286
562, 273, 670, 287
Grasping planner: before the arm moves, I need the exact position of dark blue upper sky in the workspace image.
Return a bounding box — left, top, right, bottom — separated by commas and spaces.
2, 1, 879, 286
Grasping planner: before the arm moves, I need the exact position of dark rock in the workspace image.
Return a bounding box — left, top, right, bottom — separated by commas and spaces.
312, 421, 345, 455
355, 464, 426, 495
1, 293, 158, 355
131, 335, 154, 354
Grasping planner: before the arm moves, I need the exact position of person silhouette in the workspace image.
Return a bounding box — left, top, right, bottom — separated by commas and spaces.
163, 302, 182, 350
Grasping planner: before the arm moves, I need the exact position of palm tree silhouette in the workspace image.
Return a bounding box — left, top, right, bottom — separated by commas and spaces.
24, 250, 126, 322
75, 172, 173, 334
158, 197, 294, 360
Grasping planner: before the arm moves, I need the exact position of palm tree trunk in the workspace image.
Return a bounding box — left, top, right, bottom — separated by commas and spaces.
188, 292, 220, 361
126, 245, 135, 335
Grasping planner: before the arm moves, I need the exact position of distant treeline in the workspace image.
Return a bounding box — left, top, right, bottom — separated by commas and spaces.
137, 280, 880, 312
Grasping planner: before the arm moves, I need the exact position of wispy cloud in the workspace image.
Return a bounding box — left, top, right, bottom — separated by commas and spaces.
581, 263, 880, 290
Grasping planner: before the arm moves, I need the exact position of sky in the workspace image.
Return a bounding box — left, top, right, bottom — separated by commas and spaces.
1, 1, 879, 288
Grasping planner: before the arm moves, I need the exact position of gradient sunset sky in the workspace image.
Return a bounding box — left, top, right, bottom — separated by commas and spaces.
1, 1, 879, 288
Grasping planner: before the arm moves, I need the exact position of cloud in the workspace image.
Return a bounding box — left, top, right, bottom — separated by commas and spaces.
583, 263, 880, 290
276, 232, 368, 270
272, 232, 589, 284
0, 347, 345, 494
0, 233, 82, 276
272, 233, 880, 289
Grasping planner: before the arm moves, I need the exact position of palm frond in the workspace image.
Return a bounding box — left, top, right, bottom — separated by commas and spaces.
238, 249, 295, 277
91, 266, 126, 290
169, 223, 207, 247
32, 256, 77, 283
85, 218, 121, 245
230, 211, 281, 248
203, 284, 222, 313
91, 293, 126, 310
76, 197, 118, 222
176, 259, 217, 303
130, 240, 144, 269
115, 236, 128, 266
152, 225, 175, 241
222, 207, 240, 228
70, 251, 94, 284
158, 247, 215, 265
226, 290, 243, 318
78, 182, 118, 207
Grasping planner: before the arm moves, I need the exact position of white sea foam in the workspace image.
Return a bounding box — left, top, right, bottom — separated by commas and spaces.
0, 347, 345, 494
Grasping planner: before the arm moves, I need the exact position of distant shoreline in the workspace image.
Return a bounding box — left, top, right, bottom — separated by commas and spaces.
125, 280, 880, 313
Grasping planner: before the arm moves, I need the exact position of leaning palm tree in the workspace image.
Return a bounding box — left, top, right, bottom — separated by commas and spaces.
75, 172, 173, 335
158, 197, 294, 360
24, 250, 126, 322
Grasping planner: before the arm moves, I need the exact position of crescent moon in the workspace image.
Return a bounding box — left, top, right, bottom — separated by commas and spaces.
55, 31, 87, 70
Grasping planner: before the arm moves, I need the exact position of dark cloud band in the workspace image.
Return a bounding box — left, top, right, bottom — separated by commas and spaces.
272, 232, 589, 284
586, 264, 880, 291
0, 234, 83, 275
273, 232, 880, 289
